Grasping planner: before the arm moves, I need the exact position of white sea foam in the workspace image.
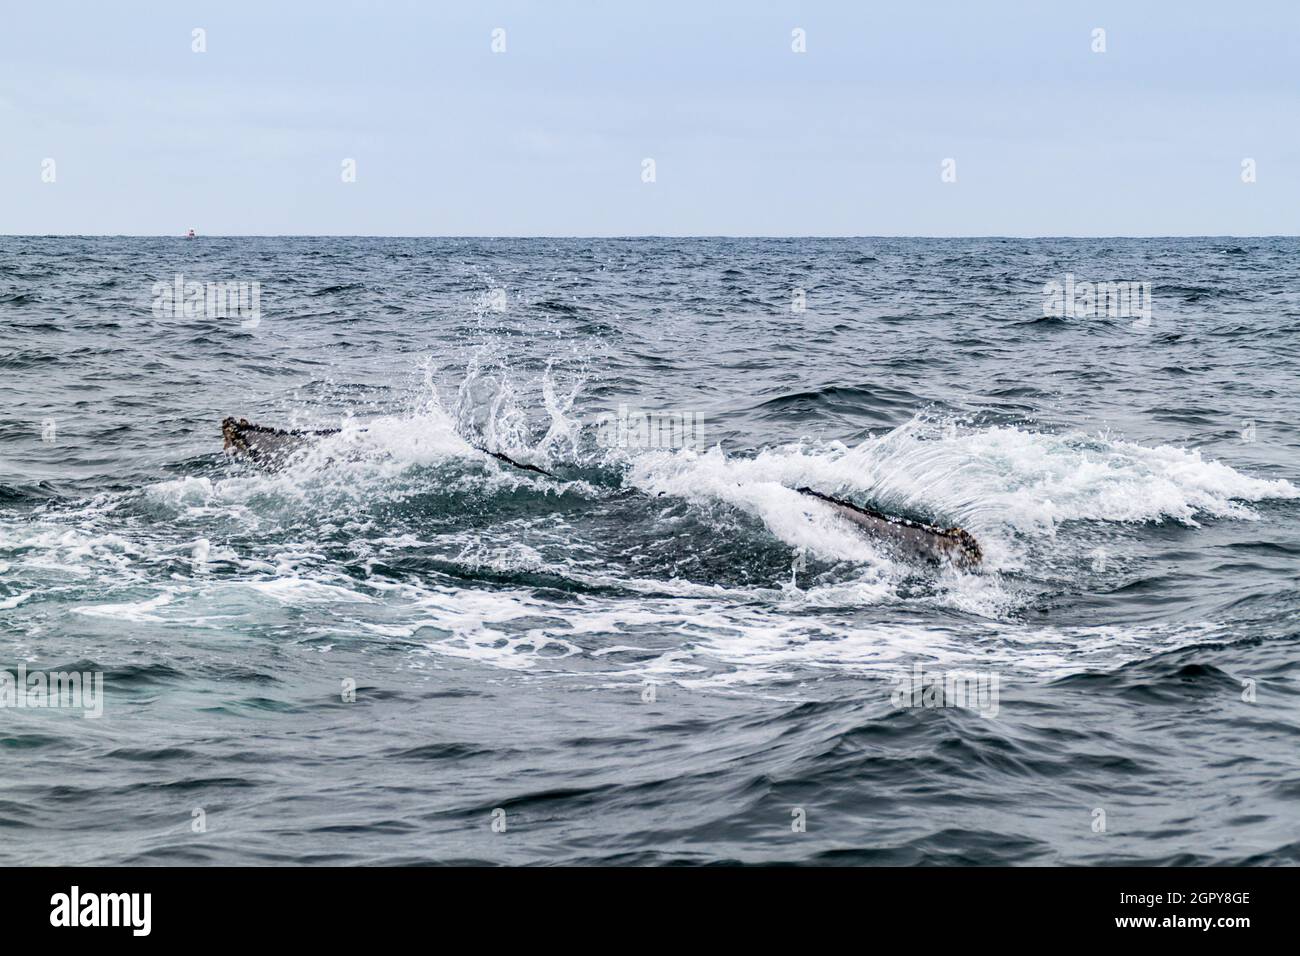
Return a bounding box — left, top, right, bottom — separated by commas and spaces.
624, 415, 1297, 544
0, 591, 33, 611
9, 396, 1294, 688
74, 590, 176, 622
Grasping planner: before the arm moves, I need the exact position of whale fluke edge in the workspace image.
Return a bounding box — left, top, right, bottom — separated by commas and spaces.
221, 418, 981, 569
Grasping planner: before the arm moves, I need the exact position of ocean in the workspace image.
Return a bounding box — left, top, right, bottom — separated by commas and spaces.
1, 235, 1297, 865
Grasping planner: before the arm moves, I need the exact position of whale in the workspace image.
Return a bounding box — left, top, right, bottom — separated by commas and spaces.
220, 418, 982, 569
221, 417, 339, 465
221, 416, 553, 475
794, 486, 982, 570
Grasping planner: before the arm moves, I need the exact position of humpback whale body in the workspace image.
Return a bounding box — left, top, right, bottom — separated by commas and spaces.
221, 417, 339, 464
220, 418, 982, 569
220, 417, 555, 475
794, 486, 982, 570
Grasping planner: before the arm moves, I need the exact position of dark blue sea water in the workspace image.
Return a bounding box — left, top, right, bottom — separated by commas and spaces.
1, 236, 1298, 865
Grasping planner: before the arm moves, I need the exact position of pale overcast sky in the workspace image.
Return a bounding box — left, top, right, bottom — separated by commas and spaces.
1, 1, 1296, 236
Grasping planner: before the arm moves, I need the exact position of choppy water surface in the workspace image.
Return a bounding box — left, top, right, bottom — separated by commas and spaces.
1, 236, 1298, 864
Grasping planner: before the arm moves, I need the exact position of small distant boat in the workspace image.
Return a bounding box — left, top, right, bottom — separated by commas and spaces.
186, 228, 196, 239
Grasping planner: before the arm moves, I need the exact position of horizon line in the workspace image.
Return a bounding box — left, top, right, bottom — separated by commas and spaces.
2, 233, 1296, 240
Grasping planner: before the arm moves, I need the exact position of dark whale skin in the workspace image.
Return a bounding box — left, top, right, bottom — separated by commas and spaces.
795, 486, 982, 570
221, 417, 339, 465
221, 417, 554, 476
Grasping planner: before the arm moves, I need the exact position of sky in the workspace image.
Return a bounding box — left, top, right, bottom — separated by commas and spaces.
1, 1, 1297, 236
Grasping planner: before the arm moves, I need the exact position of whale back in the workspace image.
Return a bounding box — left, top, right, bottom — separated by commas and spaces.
219, 419, 981, 569
221, 417, 339, 465
795, 487, 982, 570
